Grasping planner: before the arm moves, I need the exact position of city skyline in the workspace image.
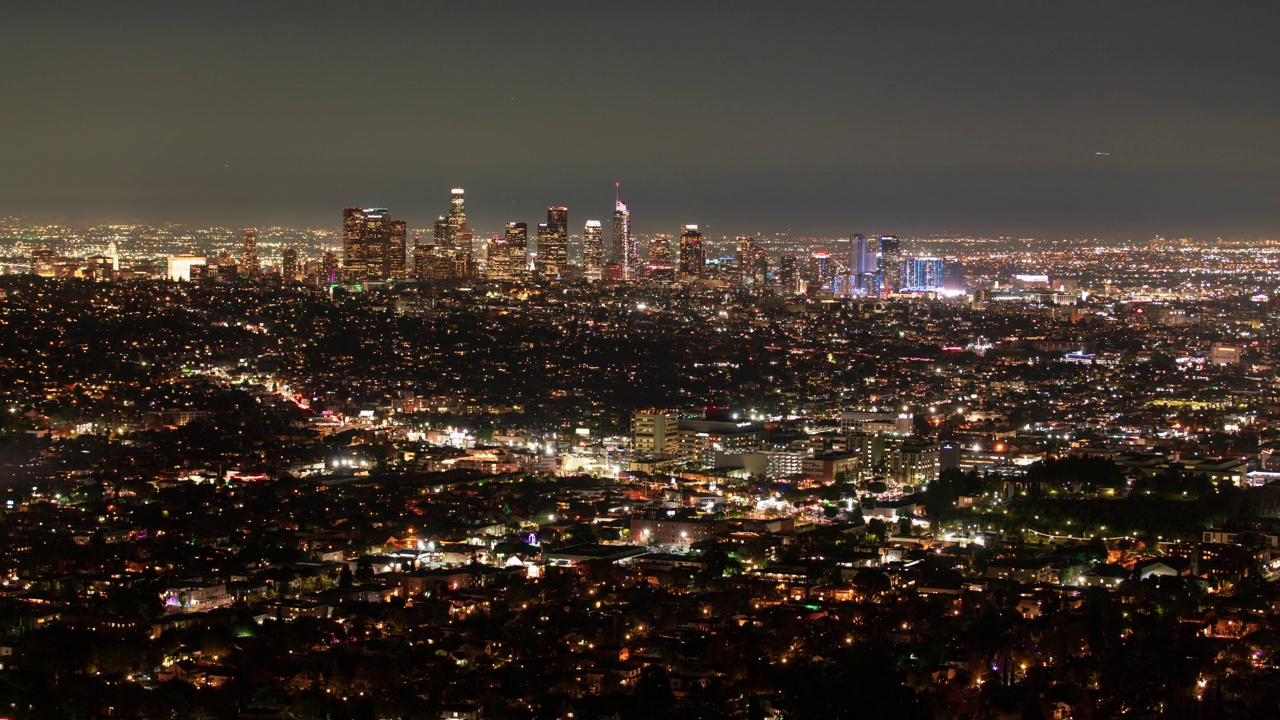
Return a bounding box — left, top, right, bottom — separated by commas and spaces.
2, 1, 1279, 239
6, 4, 1280, 719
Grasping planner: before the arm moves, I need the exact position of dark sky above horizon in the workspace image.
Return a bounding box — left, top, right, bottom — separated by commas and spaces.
2, 1, 1278, 240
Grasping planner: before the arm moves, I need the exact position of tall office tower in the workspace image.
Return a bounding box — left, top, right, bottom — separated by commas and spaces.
387, 218, 407, 279
612, 185, 631, 278
582, 220, 604, 274
538, 206, 569, 279
505, 222, 528, 277
281, 246, 299, 281
342, 207, 407, 282
800, 253, 820, 286
942, 257, 965, 292
735, 236, 755, 285
779, 253, 798, 292
751, 246, 770, 286
648, 234, 673, 267
321, 252, 338, 285
343, 207, 369, 280
433, 216, 451, 252
459, 228, 475, 258
413, 243, 434, 279
878, 234, 903, 295
446, 187, 470, 254
106, 240, 119, 271
850, 233, 876, 294
678, 224, 705, 278
240, 229, 260, 277
812, 251, 832, 286
534, 223, 550, 275
486, 236, 511, 281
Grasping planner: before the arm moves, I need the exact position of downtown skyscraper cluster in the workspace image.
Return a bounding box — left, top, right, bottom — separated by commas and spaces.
346, 186, 630, 285
335, 185, 959, 297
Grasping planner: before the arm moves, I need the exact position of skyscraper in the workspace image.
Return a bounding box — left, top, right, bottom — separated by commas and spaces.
240, 229, 259, 277
812, 251, 832, 286
433, 216, 450, 252
648, 234, 673, 267
342, 207, 407, 282
878, 234, 903, 295
539, 206, 569, 279
851, 233, 878, 295
486, 236, 511, 281
678, 224, 704, 279
779, 253, 798, 292
735, 236, 755, 285
750, 246, 770, 286
446, 188, 470, 255
505, 222, 528, 277
942, 257, 965, 292
321, 252, 338, 285
387, 219, 407, 280
343, 208, 368, 280
611, 185, 631, 279
281, 246, 298, 281
413, 242, 435, 280
582, 220, 603, 275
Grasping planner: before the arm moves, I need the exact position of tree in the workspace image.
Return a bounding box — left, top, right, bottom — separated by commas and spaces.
867, 518, 888, 541
633, 665, 674, 716
355, 559, 374, 583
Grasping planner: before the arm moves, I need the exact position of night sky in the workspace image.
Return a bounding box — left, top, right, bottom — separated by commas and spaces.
3, 1, 1278, 239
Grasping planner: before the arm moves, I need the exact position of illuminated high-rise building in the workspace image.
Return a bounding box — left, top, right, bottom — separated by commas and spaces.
433, 216, 450, 252
342, 207, 407, 282
779, 253, 798, 292
735, 236, 755, 285
413, 243, 433, 279
648, 234, 673, 267
942, 257, 965, 292
678, 224, 704, 279
539, 206, 569, 279
582, 220, 604, 275
486, 236, 512, 281
106, 240, 119, 272
387, 219, 407, 280
343, 208, 369, 280
852, 233, 874, 275
812, 251, 834, 286
240, 229, 260, 277
281, 246, 299, 281
611, 184, 632, 278
851, 233, 878, 294
505, 222, 528, 276
878, 234, 903, 295
750, 246, 770, 286
321, 252, 338, 285
534, 223, 550, 276
446, 188, 470, 255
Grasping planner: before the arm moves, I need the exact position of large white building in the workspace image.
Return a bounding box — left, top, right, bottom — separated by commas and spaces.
166, 255, 206, 282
